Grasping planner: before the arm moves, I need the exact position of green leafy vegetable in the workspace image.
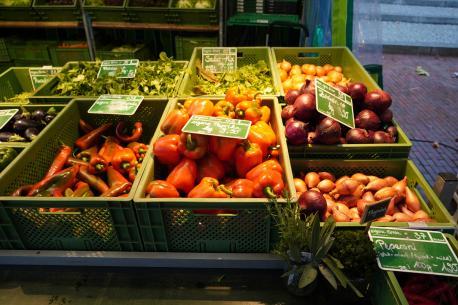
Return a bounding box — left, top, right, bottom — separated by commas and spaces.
51, 53, 185, 97
0, 0, 31, 6
2, 92, 32, 104
192, 60, 274, 95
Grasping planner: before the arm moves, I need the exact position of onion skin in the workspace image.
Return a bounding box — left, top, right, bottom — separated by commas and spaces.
412, 210, 430, 221
364, 89, 392, 113
348, 207, 360, 220
318, 171, 335, 182
317, 179, 335, 193
281, 105, 296, 121
293, 93, 317, 122
335, 176, 350, 185
332, 203, 351, 222
298, 190, 327, 220
346, 128, 372, 144
379, 109, 393, 124
285, 89, 300, 105
285, 119, 309, 145
304, 172, 320, 188
315, 117, 341, 145
323, 194, 336, 212
351, 173, 370, 185
347, 83, 367, 109
355, 110, 381, 131
405, 187, 421, 212
294, 178, 307, 193
338, 195, 358, 207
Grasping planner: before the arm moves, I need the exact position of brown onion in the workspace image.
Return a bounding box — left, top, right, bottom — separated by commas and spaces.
332, 203, 351, 222
335, 176, 350, 185
377, 215, 394, 222
384, 176, 398, 186
357, 199, 370, 214
351, 173, 370, 185
348, 207, 360, 220
338, 195, 358, 207
315, 117, 341, 145
405, 187, 421, 212
346, 128, 372, 144
393, 212, 412, 222
392, 177, 407, 195
318, 171, 336, 182
317, 179, 335, 193
364, 89, 392, 113
412, 210, 430, 221
362, 191, 375, 203
355, 110, 381, 131
374, 187, 397, 201
294, 178, 307, 193
353, 184, 365, 198
304, 172, 320, 188
298, 190, 327, 220
365, 178, 388, 192
333, 178, 361, 195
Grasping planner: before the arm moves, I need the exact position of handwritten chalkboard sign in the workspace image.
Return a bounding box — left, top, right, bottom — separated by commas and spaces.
97, 59, 139, 79
369, 227, 458, 277
202, 48, 237, 73
88, 95, 143, 116
181, 115, 251, 139
360, 198, 390, 224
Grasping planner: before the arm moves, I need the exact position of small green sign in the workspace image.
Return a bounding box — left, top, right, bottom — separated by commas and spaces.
181, 115, 251, 139
202, 47, 237, 73
369, 227, 458, 277
0, 109, 19, 129
97, 59, 139, 79
360, 198, 390, 224
88, 95, 143, 116
315, 78, 355, 128
29, 66, 60, 90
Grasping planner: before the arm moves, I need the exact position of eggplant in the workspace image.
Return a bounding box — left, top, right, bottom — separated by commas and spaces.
0, 132, 26, 142
31, 109, 46, 121
44, 114, 55, 124
24, 127, 40, 141
13, 119, 41, 132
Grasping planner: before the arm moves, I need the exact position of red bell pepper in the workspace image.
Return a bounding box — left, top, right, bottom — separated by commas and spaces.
197, 153, 225, 182
166, 158, 197, 194
251, 169, 285, 198
75, 123, 112, 150
115, 121, 143, 143
188, 177, 231, 198
43, 144, 72, 179
246, 159, 283, 181
98, 136, 123, 163
225, 179, 254, 198
187, 99, 214, 117
153, 134, 181, 166
146, 180, 180, 198
209, 136, 241, 161
235, 141, 263, 177
127, 142, 148, 162
112, 148, 137, 174
178, 133, 208, 160
160, 105, 189, 135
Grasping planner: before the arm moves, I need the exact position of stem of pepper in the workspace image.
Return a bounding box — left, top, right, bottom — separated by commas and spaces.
263, 186, 277, 199
219, 185, 233, 196
122, 162, 131, 169
186, 134, 197, 150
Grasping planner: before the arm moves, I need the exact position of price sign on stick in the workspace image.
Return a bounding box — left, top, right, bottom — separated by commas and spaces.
202, 48, 237, 73
29, 66, 61, 90
369, 227, 458, 277
182, 115, 251, 139
88, 95, 143, 116
0, 109, 19, 129
97, 59, 139, 79
360, 198, 391, 224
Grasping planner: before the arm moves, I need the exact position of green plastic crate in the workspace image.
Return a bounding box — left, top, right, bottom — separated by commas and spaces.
174, 35, 217, 60
31, 60, 188, 103
0, 38, 10, 62
134, 97, 295, 253
0, 98, 171, 251
168, 0, 217, 25
125, 0, 171, 23
0, 0, 39, 22
0, 62, 13, 74
96, 44, 150, 60
33, 0, 80, 21
82, 0, 128, 22
7, 40, 52, 62
0, 67, 34, 102
227, 12, 299, 26
49, 43, 91, 66
0, 104, 65, 148
178, 46, 280, 96
289, 159, 456, 231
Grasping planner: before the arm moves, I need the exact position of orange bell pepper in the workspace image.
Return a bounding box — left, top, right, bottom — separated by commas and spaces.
187, 99, 214, 117
235, 100, 262, 123
225, 179, 254, 198
213, 100, 235, 118
247, 121, 277, 157
99, 136, 123, 163
235, 141, 263, 177
161, 105, 189, 135
153, 134, 181, 166
260, 105, 271, 122
112, 148, 138, 174
146, 180, 179, 198
251, 169, 285, 198
246, 159, 283, 181
225, 87, 259, 106
178, 133, 208, 160
197, 154, 225, 182
166, 158, 197, 194
209, 136, 241, 161
188, 177, 231, 198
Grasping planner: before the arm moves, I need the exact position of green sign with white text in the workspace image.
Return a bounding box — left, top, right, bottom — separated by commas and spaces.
29, 67, 60, 90
0, 109, 19, 129
97, 59, 139, 79
369, 227, 458, 277
181, 115, 251, 139
88, 95, 143, 116
202, 47, 237, 73
315, 78, 355, 128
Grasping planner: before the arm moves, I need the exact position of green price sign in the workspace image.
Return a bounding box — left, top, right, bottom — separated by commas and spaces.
202, 47, 237, 73
29, 66, 60, 90
360, 198, 390, 224
0, 109, 19, 129
88, 95, 143, 116
369, 227, 458, 277
97, 59, 139, 79
181, 115, 251, 139
315, 78, 355, 128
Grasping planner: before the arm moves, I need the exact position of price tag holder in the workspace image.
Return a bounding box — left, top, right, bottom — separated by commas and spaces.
97, 59, 139, 79
202, 47, 237, 73
360, 198, 390, 224
0, 109, 19, 129
181, 115, 251, 139
88, 95, 143, 116
315, 78, 355, 128
29, 66, 61, 90
369, 227, 458, 277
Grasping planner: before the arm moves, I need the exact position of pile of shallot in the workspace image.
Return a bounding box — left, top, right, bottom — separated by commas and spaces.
295, 171, 431, 223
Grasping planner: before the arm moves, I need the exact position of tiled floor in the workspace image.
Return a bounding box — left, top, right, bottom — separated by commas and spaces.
382, 53, 458, 184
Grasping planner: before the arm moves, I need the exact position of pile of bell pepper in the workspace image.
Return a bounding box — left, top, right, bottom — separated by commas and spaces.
12, 119, 148, 210
148, 87, 287, 199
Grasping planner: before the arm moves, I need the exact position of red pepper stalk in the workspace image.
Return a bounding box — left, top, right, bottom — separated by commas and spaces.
116, 121, 143, 143
28, 165, 79, 197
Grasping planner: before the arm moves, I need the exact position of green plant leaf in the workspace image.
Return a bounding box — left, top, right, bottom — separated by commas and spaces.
322, 257, 348, 288
320, 215, 336, 247
319, 264, 338, 290
315, 237, 335, 262
328, 255, 345, 269
298, 264, 318, 289
309, 213, 321, 256
347, 278, 364, 298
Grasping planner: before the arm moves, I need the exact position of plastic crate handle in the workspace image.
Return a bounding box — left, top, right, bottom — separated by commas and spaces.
192, 209, 239, 217
38, 209, 82, 215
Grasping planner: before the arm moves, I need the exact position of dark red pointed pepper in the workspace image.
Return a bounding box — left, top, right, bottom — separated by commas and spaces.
115, 121, 143, 143
166, 158, 197, 194
79, 119, 94, 134
78, 165, 109, 194
43, 144, 72, 179
197, 153, 225, 182
101, 166, 132, 197
75, 123, 112, 150
28, 165, 79, 197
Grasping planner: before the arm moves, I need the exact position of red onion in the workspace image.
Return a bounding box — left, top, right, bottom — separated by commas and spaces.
339, 137, 346, 144
346, 128, 372, 144
293, 93, 317, 122
355, 110, 381, 131
347, 83, 367, 108
285, 89, 300, 105
298, 190, 327, 220
307, 131, 317, 144
332, 83, 349, 95
373, 131, 394, 143
300, 79, 316, 95
315, 117, 341, 145
281, 105, 296, 121
386, 125, 398, 139
379, 109, 393, 124
364, 89, 392, 113
285, 119, 309, 145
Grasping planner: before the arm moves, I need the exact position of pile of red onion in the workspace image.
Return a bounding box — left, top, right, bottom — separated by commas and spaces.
282, 81, 398, 145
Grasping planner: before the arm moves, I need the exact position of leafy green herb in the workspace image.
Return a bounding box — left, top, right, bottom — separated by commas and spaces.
51, 53, 185, 97
2, 92, 32, 104
192, 60, 274, 95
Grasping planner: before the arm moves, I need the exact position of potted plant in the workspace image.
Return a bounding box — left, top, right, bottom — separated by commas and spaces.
268, 198, 363, 298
